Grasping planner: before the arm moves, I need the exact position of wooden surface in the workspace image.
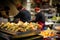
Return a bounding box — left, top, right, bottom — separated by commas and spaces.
0, 30, 41, 40
0, 29, 40, 38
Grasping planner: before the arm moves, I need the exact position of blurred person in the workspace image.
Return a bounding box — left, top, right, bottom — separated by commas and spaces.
4, 6, 11, 22
48, 9, 53, 18
0, 6, 10, 23
4, 6, 10, 18
14, 5, 31, 23
34, 7, 45, 30
0, 6, 10, 18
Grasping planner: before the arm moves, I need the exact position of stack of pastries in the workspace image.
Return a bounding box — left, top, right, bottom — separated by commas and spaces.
0, 21, 41, 33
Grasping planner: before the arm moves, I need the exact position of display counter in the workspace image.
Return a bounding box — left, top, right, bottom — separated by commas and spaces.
0, 21, 60, 40
0, 30, 42, 40
0, 21, 41, 40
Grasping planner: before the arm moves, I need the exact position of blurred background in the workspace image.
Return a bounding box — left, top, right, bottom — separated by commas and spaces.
0, 0, 60, 16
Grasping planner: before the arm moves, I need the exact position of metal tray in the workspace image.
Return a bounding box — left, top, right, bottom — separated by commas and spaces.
0, 29, 40, 38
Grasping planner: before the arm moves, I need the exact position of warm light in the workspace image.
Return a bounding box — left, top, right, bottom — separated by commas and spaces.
27, 0, 30, 2
47, 27, 50, 30
39, 27, 55, 38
